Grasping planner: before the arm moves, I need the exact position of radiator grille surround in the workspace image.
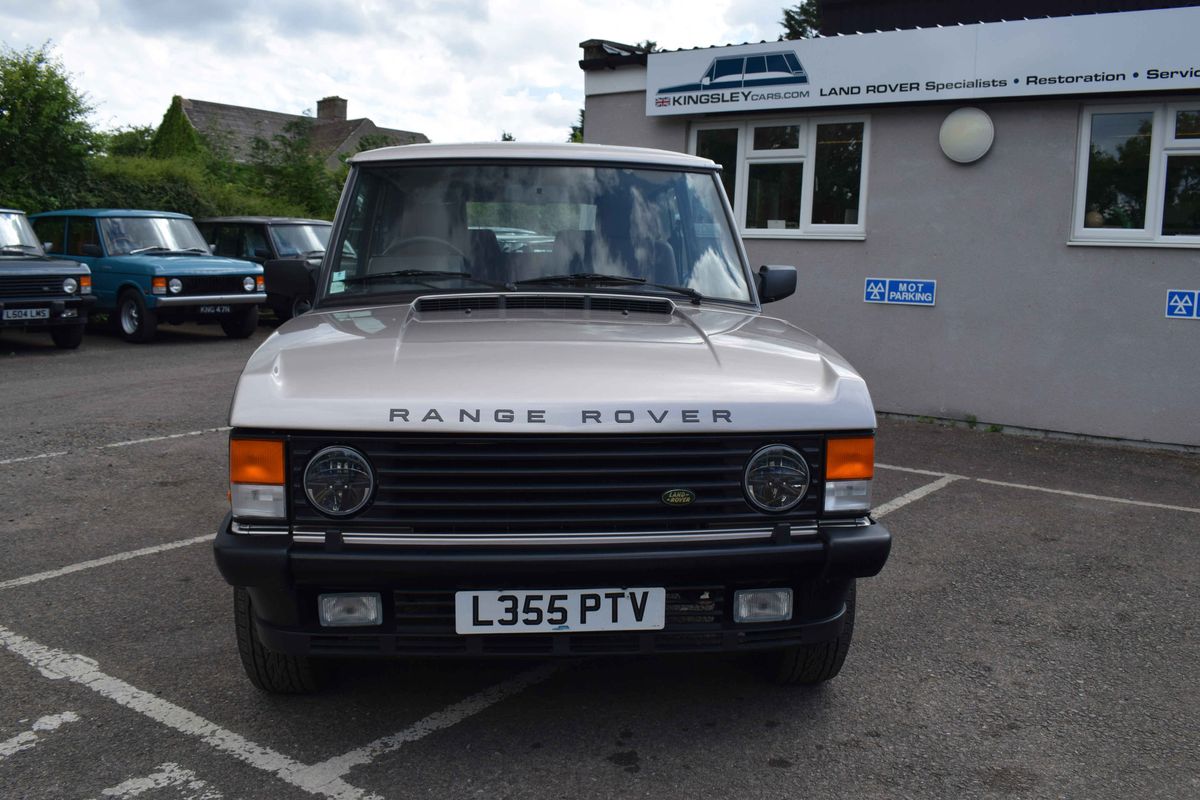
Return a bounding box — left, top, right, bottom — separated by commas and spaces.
288, 433, 824, 535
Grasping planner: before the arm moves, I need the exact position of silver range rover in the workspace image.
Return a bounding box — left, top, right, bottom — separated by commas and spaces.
213, 142, 891, 693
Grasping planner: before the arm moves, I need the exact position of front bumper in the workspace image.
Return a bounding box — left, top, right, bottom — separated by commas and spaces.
213, 514, 891, 658
0, 295, 95, 328
151, 292, 266, 308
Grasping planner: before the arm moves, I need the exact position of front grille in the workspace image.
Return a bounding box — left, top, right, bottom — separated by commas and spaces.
175, 275, 251, 295
288, 433, 823, 534
0, 275, 69, 299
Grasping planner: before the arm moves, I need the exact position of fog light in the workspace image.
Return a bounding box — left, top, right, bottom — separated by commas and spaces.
824, 480, 872, 513
319, 593, 382, 627
733, 588, 792, 623
62, 309, 78, 319
230, 482, 287, 519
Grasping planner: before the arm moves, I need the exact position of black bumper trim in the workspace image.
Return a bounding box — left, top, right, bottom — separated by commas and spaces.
213, 513, 891, 590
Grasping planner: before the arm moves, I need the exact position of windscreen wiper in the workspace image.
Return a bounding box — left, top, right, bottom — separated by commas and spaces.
513, 272, 703, 304
0, 246, 38, 255
129, 245, 171, 255
343, 269, 510, 289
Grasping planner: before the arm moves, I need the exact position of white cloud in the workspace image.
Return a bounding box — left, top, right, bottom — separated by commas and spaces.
1, 0, 782, 143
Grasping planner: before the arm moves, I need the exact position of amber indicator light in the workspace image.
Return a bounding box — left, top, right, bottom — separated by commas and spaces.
230, 439, 285, 485
826, 437, 875, 480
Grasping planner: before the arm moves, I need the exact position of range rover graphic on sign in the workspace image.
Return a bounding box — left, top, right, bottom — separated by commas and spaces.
657, 51, 809, 94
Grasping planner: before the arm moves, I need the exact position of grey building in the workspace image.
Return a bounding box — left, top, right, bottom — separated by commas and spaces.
180, 96, 428, 171
580, 7, 1200, 447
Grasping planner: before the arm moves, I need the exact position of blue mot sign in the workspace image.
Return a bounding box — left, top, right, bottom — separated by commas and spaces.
864, 278, 937, 307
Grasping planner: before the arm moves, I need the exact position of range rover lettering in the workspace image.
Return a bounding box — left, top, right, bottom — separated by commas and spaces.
213, 142, 891, 693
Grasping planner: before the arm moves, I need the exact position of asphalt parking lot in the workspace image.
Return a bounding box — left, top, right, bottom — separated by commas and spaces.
1, 322, 1198, 800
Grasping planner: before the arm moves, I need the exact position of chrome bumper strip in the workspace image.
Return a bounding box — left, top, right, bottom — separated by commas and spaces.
154, 293, 265, 307
284, 523, 869, 547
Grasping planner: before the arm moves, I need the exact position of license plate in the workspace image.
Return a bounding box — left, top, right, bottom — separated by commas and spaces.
455, 588, 666, 634
2, 308, 49, 320
198, 305, 232, 314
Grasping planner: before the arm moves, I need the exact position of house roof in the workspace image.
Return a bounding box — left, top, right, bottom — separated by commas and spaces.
180, 98, 427, 162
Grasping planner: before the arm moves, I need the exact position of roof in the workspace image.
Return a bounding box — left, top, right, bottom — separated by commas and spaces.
195, 216, 332, 226
30, 209, 193, 219
350, 142, 719, 170
181, 98, 427, 162
0, 208, 26, 215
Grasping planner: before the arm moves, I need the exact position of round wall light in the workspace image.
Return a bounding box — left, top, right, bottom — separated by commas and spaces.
939, 107, 994, 164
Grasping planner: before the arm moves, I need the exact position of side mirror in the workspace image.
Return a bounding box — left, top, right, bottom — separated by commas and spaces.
254, 247, 271, 259
80, 243, 103, 257
208, 243, 216, 254
756, 265, 797, 303
42, 241, 53, 251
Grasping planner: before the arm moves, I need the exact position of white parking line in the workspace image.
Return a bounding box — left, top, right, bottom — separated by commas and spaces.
873, 475, 961, 517
101, 427, 232, 449
0, 624, 377, 800
0, 426, 231, 467
877, 462, 962, 479
0, 535, 213, 592
294, 663, 562, 786
0, 711, 79, 759
87, 763, 223, 800
976, 477, 1200, 515
0, 451, 69, 466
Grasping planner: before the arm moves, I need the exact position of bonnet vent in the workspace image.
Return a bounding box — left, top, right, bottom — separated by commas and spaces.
415, 294, 674, 315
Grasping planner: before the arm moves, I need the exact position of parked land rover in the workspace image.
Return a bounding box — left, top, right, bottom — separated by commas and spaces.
0, 209, 94, 349
214, 143, 891, 693
196, 216, 331, 321
31, 209, 265, 343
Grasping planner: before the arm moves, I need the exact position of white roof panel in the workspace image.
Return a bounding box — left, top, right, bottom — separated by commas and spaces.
349, 142, 718, 170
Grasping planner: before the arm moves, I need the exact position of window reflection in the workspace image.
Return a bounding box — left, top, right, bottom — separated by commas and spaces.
1084, 112, 1153, 229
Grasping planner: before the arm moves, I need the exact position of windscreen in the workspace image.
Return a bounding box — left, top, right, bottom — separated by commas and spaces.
270, 224, 331, 257
325, 163, 750, 304
99, 217, 209, 256
0, 212, 44, 255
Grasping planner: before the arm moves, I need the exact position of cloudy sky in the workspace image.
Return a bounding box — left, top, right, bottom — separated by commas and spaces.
0, 1, 784, 143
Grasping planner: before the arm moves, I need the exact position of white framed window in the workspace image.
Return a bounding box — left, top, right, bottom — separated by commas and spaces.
691, 115, 869, 240
1072, 102, 1200, 246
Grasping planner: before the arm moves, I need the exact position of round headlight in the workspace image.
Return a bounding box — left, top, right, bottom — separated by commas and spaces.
304, 446, 374, 517
243, 276, 256, 292
744, 445, 810, 513
62, 277, 78, 294
168, 277, 183, 294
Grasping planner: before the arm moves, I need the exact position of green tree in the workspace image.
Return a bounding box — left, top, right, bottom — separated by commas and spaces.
149, 95, 205, 159
0, 43, 95, 211
567, 109, 584, 143
100, 125, 156, 157
500, 130, 515, 141
635, 40, 659, 53
780, 2, 819, 40
249, 117, 340, 218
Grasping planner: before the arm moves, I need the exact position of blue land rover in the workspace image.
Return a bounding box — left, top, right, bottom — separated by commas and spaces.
31, 209, 265, 343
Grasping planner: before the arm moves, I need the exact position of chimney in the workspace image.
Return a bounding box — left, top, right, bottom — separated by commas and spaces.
316, 96, 347, 122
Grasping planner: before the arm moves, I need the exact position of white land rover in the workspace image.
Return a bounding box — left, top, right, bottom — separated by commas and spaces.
214, 142, 891, 693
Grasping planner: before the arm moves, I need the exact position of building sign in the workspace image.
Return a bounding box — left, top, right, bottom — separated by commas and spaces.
646, 7, 1200, 116
865, 278, 936, 307
1166, 290, 1198, 319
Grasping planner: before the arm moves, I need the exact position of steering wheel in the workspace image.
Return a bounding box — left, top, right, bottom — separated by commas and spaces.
381, 236, 467, 259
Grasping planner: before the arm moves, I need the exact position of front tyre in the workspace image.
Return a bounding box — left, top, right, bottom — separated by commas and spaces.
117, 289, 157, 343
234, 587, 323, 694
767, 582, 856, 686
220, 305, 259, 339
50, 325, 85, 349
